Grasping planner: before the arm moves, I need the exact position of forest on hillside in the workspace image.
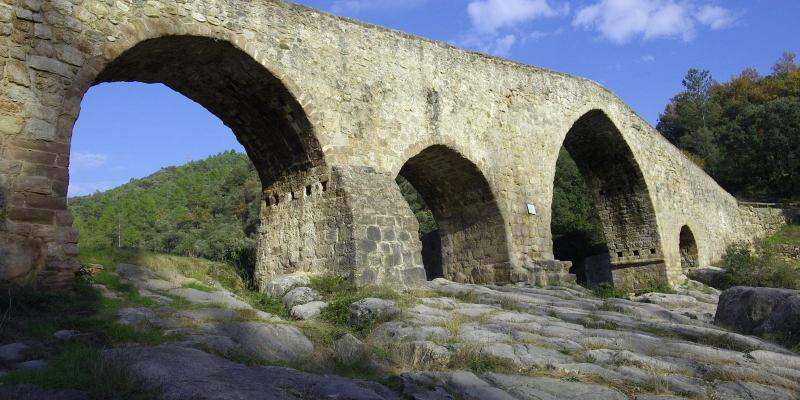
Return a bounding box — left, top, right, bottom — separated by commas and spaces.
657, 52, 800, 202
70, 52, 799, 278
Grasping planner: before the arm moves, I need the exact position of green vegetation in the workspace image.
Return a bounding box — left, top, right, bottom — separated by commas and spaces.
657, 52, 800, 202
70, 150, 261, 277
0, 344, 157, 400
718, 241, 800, 289
395, 175, 437, 235
311, 275, 401, 333
551, 148, 607, 278
767, 224, 800, 246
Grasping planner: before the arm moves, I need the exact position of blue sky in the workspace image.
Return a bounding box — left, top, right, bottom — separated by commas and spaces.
68, 0, 800, 197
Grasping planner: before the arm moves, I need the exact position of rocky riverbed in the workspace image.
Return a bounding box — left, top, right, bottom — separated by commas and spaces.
1, 261, 798, 400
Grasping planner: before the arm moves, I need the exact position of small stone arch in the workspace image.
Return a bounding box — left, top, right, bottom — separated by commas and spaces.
554, 109, 665, 289
396, 145, 510, 283
679, 225, 699, 273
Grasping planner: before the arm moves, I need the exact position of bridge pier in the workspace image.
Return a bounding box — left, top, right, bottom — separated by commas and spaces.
255, 165, 426, 290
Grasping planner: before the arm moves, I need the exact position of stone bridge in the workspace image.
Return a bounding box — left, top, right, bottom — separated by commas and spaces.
0, 0, 785, 291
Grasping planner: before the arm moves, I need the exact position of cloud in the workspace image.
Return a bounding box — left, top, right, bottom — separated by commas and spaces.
330, 0, 428, 14
641, 54, 656, 62
71, 152, 108, 169
467, 0, 569, 33
696, 5, 735, 30
461, 0, 567, 56
68, 181, 118, 197
573, 0, 737, 43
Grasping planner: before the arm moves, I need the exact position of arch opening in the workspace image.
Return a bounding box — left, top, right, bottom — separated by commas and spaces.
90, 35, 324, 188
396, 145, 510, 283
65, 35, 327, 286
679, 226, 699, 273
552, 110, 664, 289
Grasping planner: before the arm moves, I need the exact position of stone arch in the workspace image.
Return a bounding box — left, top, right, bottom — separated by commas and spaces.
396, 144, 510, 283
679, 225, 699, 273
69, 35, 325, 188
555, 109, 665, 289
49, 35, 330, 289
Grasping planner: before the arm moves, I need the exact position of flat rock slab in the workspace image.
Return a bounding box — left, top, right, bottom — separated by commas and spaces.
175, 308, 240, 322
0, 343, 29, 362
103, 345, 399, 400
200, 321, 313, 363
0, 384, 87, 400
167, 287, 252, 310
485, 373, 628, 400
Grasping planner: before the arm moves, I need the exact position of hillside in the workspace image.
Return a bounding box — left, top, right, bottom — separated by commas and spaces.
69, 151, 262, 273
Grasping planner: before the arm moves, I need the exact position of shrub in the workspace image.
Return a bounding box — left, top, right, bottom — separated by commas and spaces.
719, 241, 800, 289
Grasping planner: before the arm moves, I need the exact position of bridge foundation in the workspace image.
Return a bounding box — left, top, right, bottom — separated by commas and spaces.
255, 165, 426, 290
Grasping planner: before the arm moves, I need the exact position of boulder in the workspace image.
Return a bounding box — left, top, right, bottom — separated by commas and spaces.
265, 274, 310, 298
202, 322, 313, 363
335, 333, 365, 365
0, 342, 29, 362
290, 301, 327, 320
715, 286, 800, 346
349, 298, 399, 326
17, 359, 47, 370
687, 267, 727, 288
282, 287, 321, 309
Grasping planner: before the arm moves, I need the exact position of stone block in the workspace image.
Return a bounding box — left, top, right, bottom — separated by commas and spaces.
14, 175, 51, 194
29, 55, 72, 77
0, 232, 44, 283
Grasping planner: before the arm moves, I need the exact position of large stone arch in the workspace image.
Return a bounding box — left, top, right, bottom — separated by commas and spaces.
81, 35, 325, 188
396, 144, 511, 284
678, 225, 699, 273
554, 109, 666, 289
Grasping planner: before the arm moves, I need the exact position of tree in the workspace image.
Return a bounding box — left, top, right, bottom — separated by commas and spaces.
772, 51, 798, 76
657, 68, 720, 164
657, 52, 800, 201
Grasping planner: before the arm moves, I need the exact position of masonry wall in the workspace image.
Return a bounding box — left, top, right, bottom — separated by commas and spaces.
0, 0, 776, 290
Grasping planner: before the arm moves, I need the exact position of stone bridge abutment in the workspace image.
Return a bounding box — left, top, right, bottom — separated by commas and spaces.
0, 0, 784, 291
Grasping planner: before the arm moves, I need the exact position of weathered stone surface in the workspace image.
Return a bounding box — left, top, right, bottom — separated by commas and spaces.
17, 359, 48, 370
715, 286, 800, 346
282, 286, 321, 309
335, 333, 365, 365
265, 274, 310, 298
687, 266, 727, 288
290, 300, 327, 320
167, 287, 252, 310
0, 0, 784, 290
201, 322, 313, 363
0, 384, 88, 400
104, 345, 399, 400
0, 233, 44, 282
485, 373, 629, 400
0, 342, 29, 362
350, 298, 399, 326
713, 381, 796, 400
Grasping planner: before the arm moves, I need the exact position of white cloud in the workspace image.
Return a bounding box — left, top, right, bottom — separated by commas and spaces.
696, 5, 735, 30
467, 0, 569, 33
461, 0, 567, 56
492, 34, 517, 56
71, 152, 108, 169
573, 0, 737, 43
641, 54, 656, 62
330, 0, 428, 14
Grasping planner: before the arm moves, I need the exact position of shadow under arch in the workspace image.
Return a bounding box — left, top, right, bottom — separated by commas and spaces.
555, 109, 665, 288
396, 144, 511, 283
89, 35, 326, 188
679, 225, 699, 273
